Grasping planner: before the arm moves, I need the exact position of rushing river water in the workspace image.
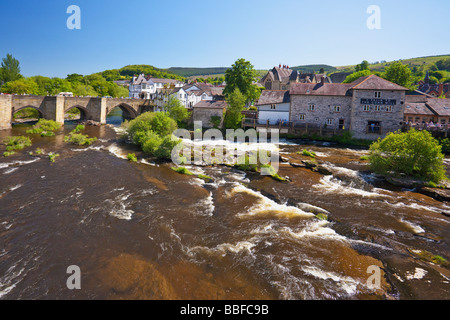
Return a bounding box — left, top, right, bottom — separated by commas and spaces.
0, 113, 449, 300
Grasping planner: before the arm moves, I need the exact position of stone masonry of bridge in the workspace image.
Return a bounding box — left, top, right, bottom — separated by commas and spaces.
0, 95, 154, 130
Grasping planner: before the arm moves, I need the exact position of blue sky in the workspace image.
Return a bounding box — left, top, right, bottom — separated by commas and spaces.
0, 0, 449, 78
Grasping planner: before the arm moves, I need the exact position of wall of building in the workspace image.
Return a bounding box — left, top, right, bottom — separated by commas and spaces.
350, 89, 405, 140
192, 108, 225, 128
258, 102, 290, 124
0, 95, 12, 130
290, 95, 352, 128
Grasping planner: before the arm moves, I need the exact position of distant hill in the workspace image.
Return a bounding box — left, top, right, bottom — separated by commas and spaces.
165, 67, 229, 78
291, 64, 337, 73
336, 54, 450, 72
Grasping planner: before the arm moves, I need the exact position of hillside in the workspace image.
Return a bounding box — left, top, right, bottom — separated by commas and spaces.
291, 64, 337, 73
336, 55, 450, 72
165, 67, 229, 78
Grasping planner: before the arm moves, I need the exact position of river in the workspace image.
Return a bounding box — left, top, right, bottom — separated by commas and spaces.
0, 111, 449, 300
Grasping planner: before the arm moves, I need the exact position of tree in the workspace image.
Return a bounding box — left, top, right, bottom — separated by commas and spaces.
343, 70, 372, 83
1, 78, 39, 95
1, 54, 22, 83
319, 67, 325, 74
224, 88, 246, 129
224, 58, 261, 104
383, 61, 413, 89
355, 60, 370, 72
164, 96, 191, 126
369, 129, 447, 183
436, 58, 450, 71
66, 73, 84, 83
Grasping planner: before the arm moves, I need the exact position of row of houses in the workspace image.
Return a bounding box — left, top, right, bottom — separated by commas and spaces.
255, 74, 450, 140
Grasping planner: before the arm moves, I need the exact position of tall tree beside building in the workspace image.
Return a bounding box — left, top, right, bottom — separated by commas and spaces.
224, 88, 246, 129
383, 61, 413, 89
1, 54, 22, 83
224, 58, 261, 104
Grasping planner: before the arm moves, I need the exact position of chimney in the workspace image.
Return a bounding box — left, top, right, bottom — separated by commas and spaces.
321, 76, 326, 85
279, 64, 281, 68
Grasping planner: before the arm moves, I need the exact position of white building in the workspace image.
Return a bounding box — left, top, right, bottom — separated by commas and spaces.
256, 90, 290, 124
129, 74, 183, 99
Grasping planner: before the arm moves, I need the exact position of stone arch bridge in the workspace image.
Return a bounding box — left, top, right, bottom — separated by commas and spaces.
0, 95, 154, 129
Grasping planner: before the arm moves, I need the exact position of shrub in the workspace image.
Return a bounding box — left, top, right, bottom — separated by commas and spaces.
72, 125, 85, 133
48, 153, 59, 163
125, 112, 181, 160
64, 133, 97, 146
302, 149, 316, 158
369, 129, 447, 183
26, 119, 61, 136
260, 164, 286, 181
198, 174, 212, 181
4, 136, 32, 151
3, 151, 16, 157
127, 153, 138, 162
360, 155, 369, 161
171, 166, 194, 175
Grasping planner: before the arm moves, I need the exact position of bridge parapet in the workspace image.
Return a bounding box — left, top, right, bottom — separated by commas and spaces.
0, 95, 155, 129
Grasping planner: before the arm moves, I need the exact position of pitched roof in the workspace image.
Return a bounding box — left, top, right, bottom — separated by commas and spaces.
256, 90, 290, 105
290, 83, 354, 96
425, 98, 450, 116
350, 74, 408, 91
193, 100, 227, 109
404, 102, 435, 116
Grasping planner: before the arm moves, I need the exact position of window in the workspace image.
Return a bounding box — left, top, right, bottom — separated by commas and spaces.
363, 105, 370, 112
309, 104, 315, 111
374, 105, 381, 112
299, 114, 306, 121
368, 121, 381, 134
271, 104, 276, 110
375, 91, 381, 98
334, 106, 341, 113
326, 119, 334, 125
386, 106, 393, 112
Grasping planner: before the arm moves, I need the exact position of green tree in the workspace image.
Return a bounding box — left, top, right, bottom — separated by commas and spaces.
355, 60, 370, 72
164, 96, 191, 126
224, 58, 261, 104
66, 73, 84, 83
1, 78, 39, 95
343, 70, 372, 83
224, 88, 246, 129
1, 53, 22, 83
383, 61, 413, 89
436, 58, 450, 71
369, 129, 447, 183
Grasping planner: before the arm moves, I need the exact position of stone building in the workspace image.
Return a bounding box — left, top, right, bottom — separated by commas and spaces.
404, 93, 450, 125
259, 65, 331, 91
289, 75, 408, 140
192, 100, 227, 128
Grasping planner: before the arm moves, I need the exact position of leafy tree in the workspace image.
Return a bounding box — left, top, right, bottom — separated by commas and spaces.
355, 60, 370, 72
436, 58, 450, 71
319, 67, 325, 74
369, 129, 447, 183
164, 96, 190, 126
1, 78, 39, 94
1, 53, 22, 83
383, 61, 413, 89
224, 88, 246, 129
428, 76, 439, 85
66, 73, 84, 83
343, 70, 372, 83
442, 77, 450, 84
429, 70, 446, 81
224, 58, 261, 104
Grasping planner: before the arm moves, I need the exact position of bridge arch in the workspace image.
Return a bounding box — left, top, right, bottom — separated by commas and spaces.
65, 105, 91, 121
12, 106, 45, 121
107, 103, 138, 120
